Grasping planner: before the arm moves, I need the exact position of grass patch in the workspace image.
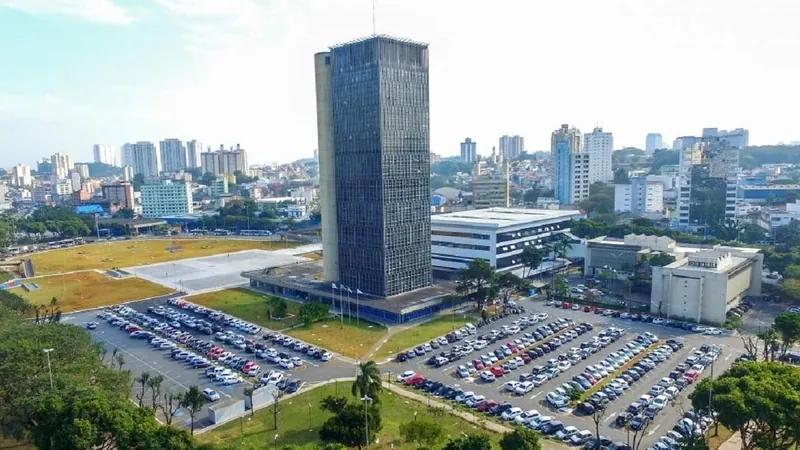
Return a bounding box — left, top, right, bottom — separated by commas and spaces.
13, 271, 172, 313
188, 288, 302, 331
24, 239, 298, 275
708, 425, 734, 450
196, 382, 501, 449
0, 271, 13, 283
574, 341, 659, 404
287, 317, 388, 360
372, 315, 474, 361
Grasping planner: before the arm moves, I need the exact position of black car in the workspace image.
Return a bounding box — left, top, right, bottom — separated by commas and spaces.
577, 402, 595, 414
540, 421, 564, 435
616, 412, 632, 427
427, 381, 443, 393
445, 389, 462, 401
491, 403, 513, 416
630, 415, 650, 431
433, 385, 448, 397
420, 379, 435, 391
541, 344, 551, 353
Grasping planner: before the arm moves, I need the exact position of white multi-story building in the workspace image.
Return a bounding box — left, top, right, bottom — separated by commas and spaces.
614, 177, 664, 215
460, 138, 477, 163
186, 140, 204, 168
568, 153, 592, 204
50, 153, 73, 179
92, 144, 117, 166
121, 143, 134, 167
122, 165, 134, 182
645, 133, 663, 153
499, 135, 524, 160
430, 207, 584, 275
12, 164, 32, 187
159, 138, 187, 172
131, 141, 160, 177
140, 180, 193, 218
583, 127, 613, 183
69, 172, 82, 192
0, 184, 9, 210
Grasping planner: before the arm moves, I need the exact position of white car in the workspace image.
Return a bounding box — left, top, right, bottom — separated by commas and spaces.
556, 425, 580, 441
504, 381, 521, 392
279, 359, 295, 370
266, 372, 284, 385
220, 374, 242, 385
202, 388, 220, 402
705, 328, 723, 335
501, 407, 523, 421
556, 361, 571, 372
480, 371, 496, 382
547, 392, 568, 408
532, 374, 548, 387
290, 357, 304, 366
528, 415, 552, 430
652, 395, 669, 410
514, 409, 540, 425
515, 381, 534, 395
321, 352, 332, 361
396, 370, 416, 382
664, 386, 680, 399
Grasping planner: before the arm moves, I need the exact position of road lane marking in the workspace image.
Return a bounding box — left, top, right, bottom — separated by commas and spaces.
604, 412, 617, 423
529, 392, 542, 399
647, 424, 661, 435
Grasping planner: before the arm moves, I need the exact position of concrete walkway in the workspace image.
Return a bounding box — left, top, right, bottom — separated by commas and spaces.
717, 431, 742, 450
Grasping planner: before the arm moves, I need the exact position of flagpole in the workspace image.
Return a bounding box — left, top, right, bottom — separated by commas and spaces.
356, 289, 360, 328
347, 289, 352, 324
340, 286, 344, 329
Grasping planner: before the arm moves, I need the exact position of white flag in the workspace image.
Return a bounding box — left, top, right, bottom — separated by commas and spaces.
332, 283, 338, 290
356, 289, 363, 295
347, 287, 353, 294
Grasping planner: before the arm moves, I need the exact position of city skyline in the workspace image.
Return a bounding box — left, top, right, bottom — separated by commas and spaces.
2, 0, 799, 166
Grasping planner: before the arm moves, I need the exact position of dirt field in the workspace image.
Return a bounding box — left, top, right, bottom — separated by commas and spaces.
13, 271, 172, 312
25, 239, 297, 275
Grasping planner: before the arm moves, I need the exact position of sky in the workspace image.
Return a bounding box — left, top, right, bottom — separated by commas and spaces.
1, 0, 799, 167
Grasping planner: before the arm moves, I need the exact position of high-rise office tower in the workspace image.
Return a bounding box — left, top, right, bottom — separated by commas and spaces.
460, 138, 477, 163
131, 141, 160, 177
584, 127, 613, 183
92, 144, 117, 166
645, 133, 663, 153
12, 164, 32, 187
315, 35, 432, 297
36, 158, 53, 176
159, 138, 188, 172
186, 140, 204, 168
677, 138, 739, 228
121, 143, 134, 167
551, 124, 589, 205
50, 153, 73, 179
701, 127, 749, 149
499, 135, 524, 160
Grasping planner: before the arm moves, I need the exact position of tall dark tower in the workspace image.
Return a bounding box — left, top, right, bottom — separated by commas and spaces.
315, 35, 432, 297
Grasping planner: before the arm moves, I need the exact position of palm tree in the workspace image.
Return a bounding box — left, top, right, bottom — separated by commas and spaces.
147, 374, 164, 410
181, 385, 206, 435
520, 246, 544, 279
243, 387, 255, 417
136, 371, 151, 407
352, 360, 382, 403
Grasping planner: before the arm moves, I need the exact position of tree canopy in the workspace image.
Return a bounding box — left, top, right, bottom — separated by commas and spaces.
442, 434, 494, 450
499, 426, 541, 450
456, 259, 499, 311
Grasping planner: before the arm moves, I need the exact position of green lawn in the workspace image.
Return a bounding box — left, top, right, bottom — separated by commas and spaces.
197, 383, 501, 449
286, 317, 388, 360
0, 271, 13, 283
189, 288, 303, 331
372, 315, 474, 361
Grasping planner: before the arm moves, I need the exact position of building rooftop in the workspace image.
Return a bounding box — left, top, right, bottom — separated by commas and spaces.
431, 207, 582, 229
738, 184, 800, 190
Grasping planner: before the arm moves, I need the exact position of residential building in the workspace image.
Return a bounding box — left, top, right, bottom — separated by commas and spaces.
32, 185, 52, 204
140, 180, 192, 218
50, 153, 74, 178
702, 127, 749, 149
651, 246, 762, 324
200, 144, 248, 176
121, 143, 134, 167
431, 153, 441, 164
472, 161, 510, 209
53, 179, 73, 201
551, 124, 588, 205
12, 164, 32, 187
186, 140, 204, 168
131, 141, 160, 177
614, 177, 664, 215
69, 172, 82, 192
499, 135, 524, 160
74, 163, 90, 179
92, 144, 117, 166
315, 35, 432, 297
0, 184, 9, 210
159, 138, 187, 172
431, 207, 583, 275
677, 138, 739, 228
672, 136, 699, 151
460, 138, 477, 163
645, 133, 663, 153
122, 165, 134, 182
583, 127, 613, 183
209, 177, 229, 197
101, 181, 135, 210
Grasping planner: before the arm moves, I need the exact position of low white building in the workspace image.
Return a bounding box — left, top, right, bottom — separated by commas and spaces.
651, 246, 762, 325
430, 207, 584, 276
140, 180, 193, 218
614, 177, 664, 216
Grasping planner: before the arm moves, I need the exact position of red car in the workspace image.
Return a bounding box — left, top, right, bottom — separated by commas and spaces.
490, 366, 504, 377
521, 354, 532, 363
684, 370, 699, 383
474, 361, 485, 370
406, 374, 425, 386
584, 305, 593, 312
562, 302, 572, 309
476, 399, 497, 412
594, 307, 604, 314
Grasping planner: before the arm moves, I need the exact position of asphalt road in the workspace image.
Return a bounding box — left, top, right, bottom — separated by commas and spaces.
381, 297, 745, 448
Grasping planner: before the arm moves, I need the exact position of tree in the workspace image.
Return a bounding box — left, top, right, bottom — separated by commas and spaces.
456, 259, 498, 311
773, 312, 800, 359
442, 434, 494, 450
243, 387, 255, 417
135, 371, 152, 408
648, 253, 676, 267
269, 297, 289, 319
320, 395, 349, 414
132, 173, 145, 192
520, 246, 544, 279
199, 172, 217, 186
497, 272, 525, 303
351, 361, 382, 403
590, 405, 607, 449
299, 301, 329, 326
780, 279, 800, 302
161, 391, 184, 426
113, 208, 135, 219
147, 374, 164, 410
180, 385, 205, 435
319, 402, 382, 450
0, 220, 11, 252
399, 419, 444, 448
499, 426, 541, 450
690, 361, 800, 450
614, 168, 631, 184
758, 328, 780, 361
554, 274, 569, 298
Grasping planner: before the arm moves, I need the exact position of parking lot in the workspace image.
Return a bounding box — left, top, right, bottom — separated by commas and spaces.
383, 297, 746, 449
64, 296, 355, 432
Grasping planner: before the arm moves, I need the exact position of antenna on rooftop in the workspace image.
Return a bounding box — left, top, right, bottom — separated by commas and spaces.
372, 0, 376, 35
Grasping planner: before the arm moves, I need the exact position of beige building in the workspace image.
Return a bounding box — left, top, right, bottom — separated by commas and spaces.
102, 181, 135, 210
472, 161, 510, 209
652, 246, 762, 325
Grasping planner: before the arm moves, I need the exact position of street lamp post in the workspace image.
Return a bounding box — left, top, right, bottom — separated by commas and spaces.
362, 396, 372, 449
308, 403, 313, 431
273, 434, 278, 450
43, 348, 54, 390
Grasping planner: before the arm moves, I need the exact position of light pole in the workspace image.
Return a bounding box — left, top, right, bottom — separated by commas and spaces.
362, 395, 372, 449
414, 411, 417, 422
43, 348, 54, 390
308, 403, 313, 431
273, 434, 278, 450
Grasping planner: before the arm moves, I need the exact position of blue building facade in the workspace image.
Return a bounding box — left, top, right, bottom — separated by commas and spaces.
553, 140, 572, 204
738, 185, 800, 202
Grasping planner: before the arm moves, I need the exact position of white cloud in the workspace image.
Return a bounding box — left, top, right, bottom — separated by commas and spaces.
0, 0, 134, 24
